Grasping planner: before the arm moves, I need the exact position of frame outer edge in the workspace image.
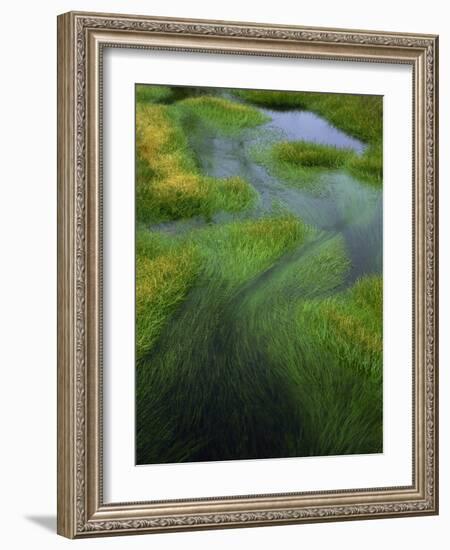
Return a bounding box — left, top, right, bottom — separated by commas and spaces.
56, 10, 439, 538
431, 35, 439, 515
57, 12, 77, 539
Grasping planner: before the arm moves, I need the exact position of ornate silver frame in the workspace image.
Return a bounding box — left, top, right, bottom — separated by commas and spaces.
57, 11, 439, 538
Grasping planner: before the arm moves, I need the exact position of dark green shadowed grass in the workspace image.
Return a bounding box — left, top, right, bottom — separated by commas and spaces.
233, 89, 310, 110
136, 216, 315, 463
136, 222, 382, 463
234, 250, 382, 458
135, 84, 209, 105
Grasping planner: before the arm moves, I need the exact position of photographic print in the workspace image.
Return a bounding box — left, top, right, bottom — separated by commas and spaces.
135, 84, 383, 465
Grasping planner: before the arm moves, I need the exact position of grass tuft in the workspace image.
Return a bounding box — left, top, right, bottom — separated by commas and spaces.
176, 96, 269, 134
273, 141, 353, 168
253, 139, 381, 190
194, 215, 311, 283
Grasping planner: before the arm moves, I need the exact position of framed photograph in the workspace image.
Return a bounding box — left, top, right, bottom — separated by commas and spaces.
57, 11, 439, 538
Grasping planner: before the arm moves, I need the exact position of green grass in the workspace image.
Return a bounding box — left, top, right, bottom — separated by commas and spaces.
233, 89, 312, 110
250, 141, 331, 195
302, 92, 382, 145
136, 84, 175, 104
136, 215, 309, 362
136, 84, 212, 105
253, 139, 382, 190
273, 141, 354, 168
194, 215, 311, 283
136, 102, 256, 223
137, 224, 382, 463
136, 224, 382, 464
175, 96, 269, 135
347, 144, 383, 184
288, 274, 383, 455
236, 255, 382, 457
136, 230, 200, 362
136, 215, 315, 463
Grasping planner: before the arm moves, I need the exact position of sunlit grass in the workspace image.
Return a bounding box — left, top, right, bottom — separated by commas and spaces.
274, 141, 353, 168
253, 139, 381, 190
319, 275, 382, 357
194, 215, 311, 283
136, 230, 200, 362
301, 274, 383, 372
136, 103, 256, 222
176, 96, 269, 135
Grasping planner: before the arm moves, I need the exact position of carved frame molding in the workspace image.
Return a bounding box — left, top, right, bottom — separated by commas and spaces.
57, 11, 438, 538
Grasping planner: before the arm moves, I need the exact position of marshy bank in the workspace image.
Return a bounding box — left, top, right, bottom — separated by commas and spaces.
135, 84, 383, 464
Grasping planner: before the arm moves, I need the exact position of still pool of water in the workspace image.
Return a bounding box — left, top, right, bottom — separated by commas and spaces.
261, 107, 366, 153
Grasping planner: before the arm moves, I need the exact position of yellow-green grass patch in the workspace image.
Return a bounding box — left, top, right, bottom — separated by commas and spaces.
136, 230, 200, 362
136, 103, 256, 222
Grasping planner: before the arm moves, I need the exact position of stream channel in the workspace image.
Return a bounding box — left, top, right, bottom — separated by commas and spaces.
153, 102, 382, 285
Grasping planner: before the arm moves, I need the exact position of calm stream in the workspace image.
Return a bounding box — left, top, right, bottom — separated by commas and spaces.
153, 103, 382, 285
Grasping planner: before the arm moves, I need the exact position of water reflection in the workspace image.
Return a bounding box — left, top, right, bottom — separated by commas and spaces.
261, 108, 366, 153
